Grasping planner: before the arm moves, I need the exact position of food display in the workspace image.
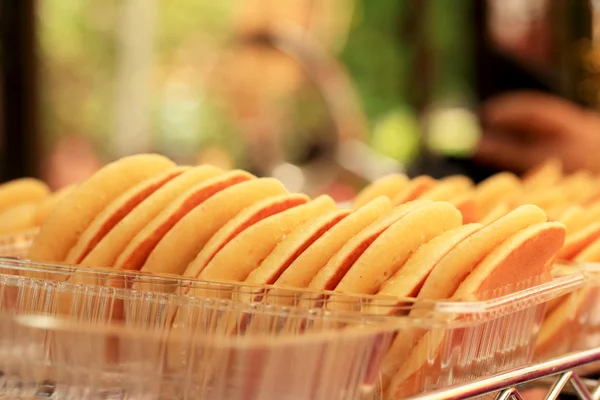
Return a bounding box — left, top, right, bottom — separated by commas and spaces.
25, 155, 564, 291
356, 158, 600, 364
0, 178, 76, 257
0, 178, 75, 236
0, 270, 402, 400
0, 153, 579, 399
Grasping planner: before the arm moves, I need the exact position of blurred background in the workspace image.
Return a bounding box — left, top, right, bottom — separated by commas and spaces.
1, 0, 599, 201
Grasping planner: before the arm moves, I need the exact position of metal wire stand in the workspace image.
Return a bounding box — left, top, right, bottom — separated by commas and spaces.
406, 347, 600, 400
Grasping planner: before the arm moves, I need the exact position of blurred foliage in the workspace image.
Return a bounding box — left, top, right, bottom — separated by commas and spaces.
38, 0, 473, 165
340, 0, 412, 125
426, 0, 473, 101
38, 0, 118, 152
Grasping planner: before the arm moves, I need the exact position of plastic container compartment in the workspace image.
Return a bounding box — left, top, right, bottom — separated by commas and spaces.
0, 267, 403, 400
0, 229, 37, 258
534, 262, 600, 364
0, 258, 585, 400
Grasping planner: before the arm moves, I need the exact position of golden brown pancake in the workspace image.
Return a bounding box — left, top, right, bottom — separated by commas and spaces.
387, 221, 565, 399
522, 158, 563, 192
65, 167, 188, 264
454, 222, 565, 298
336, 201, 463, 295
558, 222, 600, 261
110, 170, 251, 272
141, 178, 287, 277
183, 194, 309, 279
308, 200, 432, 292
275, 197, 392, 290
245, 209, 349, 286
0, 203, 38, 235
0, 178, 50, 214
198, 195, 337, 283
377, 223, 482, 299
417, 204, 547, 301
472, 172, 522, 220
354, 174, 409, 208
78, 166, 224, 269
418, 175, 473, 201
391, 176, 437, 205
33, 184, 76, 226
27, 154, 175, 263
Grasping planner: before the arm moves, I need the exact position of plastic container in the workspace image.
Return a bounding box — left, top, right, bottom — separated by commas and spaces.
0, 257, 407, 400
535, 262, 600, 368
0, 257, 584, 399
0, 229, 37, 258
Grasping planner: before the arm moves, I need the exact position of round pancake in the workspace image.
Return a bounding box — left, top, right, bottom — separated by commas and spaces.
558, 222, 600, 261
557, 205, 585, 232
275, 197, 392, 289
78, 165, 224, 269
453, 221, 566, 298
308, 200, 432, 292
353, 174, 409, 208
336, 202, 463, 295
27, 154, 175, 263
574, 234, 600, 262
141, 178, 287, 277
65, 167, 188, 264
387, 221, 566, 399
391, 176, 437, 205
569, 202, 600, 233
418, 175, 472, 201
199, 195, 337, 282
545, 203, 574, 222
517, 186, 568, 213
0, 178, 50, 214
583, 179, 600, 205
478, 202, 510, 225
0, 203, 38, 235
245, 209, 349, 286
374, 223, 483, 388
34, 184, 76, 226
377, 223, 482, 299
472, 172, 522, 219
535, 288, 592, 359
522, 158, 563, 192
560, 171, 596, 204
109, 170, 251, 271
183, 193, 309, 279
451, 194, 478, 224
417, 204, 547, 301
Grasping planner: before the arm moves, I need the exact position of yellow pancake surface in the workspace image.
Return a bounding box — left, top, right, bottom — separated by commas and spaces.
275, 197, 392, 289
308, 200, 432, 292
183, 193, 309, 279
354, 174, 409, 208
79, 165, 224, 269
336, 201, 463, 295
141, 177, 287, 277
0, 178, 50, 214
199, 195, 337, 282
65, 167, 188, 264
28, 154, 175, 263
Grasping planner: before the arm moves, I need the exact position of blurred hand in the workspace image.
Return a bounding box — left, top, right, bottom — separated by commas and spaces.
475, 91, 600, 174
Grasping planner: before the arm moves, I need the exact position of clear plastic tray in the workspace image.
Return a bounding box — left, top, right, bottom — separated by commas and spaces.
535, 262, 600, 366
0, 310, 399, 400
0, 257, 584, 399
0, 229, 37, 258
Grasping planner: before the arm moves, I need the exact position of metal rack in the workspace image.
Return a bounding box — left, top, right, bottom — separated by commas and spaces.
6, 348, 600, 400
407, 347, 600, 400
